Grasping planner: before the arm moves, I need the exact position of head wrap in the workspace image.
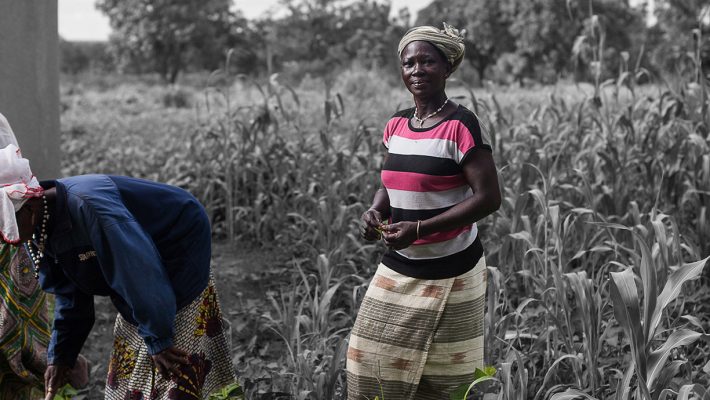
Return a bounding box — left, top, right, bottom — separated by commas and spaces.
397, 23, 466, 73
0, 113, 43, 244
0, 113, 18, 149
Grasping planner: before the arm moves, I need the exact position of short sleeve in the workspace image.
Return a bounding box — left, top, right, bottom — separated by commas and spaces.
455, 111, 493, 164
383, 109, 413, 149
383, 120, 393, 149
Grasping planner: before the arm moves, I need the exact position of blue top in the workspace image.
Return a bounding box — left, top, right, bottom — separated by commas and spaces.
32, 175, 211, 366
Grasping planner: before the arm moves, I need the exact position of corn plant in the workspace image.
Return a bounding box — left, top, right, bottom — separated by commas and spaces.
60, 17, 710, 397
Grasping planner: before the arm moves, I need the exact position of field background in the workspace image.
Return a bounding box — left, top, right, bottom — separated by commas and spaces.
55, 0, 710, 399
61, 70, 710, 399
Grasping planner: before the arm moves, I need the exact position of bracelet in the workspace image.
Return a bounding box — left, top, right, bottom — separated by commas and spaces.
416, 220, 421, 240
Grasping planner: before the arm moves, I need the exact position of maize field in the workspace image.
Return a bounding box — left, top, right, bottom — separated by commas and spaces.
60, 39, 710, 399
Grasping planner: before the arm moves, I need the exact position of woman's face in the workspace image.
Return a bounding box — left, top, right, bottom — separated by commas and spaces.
14, 199, 41, 243
400, 41, 451, 98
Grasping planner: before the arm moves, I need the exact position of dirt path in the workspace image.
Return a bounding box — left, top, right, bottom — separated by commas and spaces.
80, 242, 287, 399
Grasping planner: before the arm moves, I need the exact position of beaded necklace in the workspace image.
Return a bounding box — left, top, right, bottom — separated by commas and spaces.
25, 195, 49, 279
414, 98, 449, 127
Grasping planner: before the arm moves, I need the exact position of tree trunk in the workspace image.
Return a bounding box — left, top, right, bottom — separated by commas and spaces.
476, 63, 487, 84
169, 65, 180, 84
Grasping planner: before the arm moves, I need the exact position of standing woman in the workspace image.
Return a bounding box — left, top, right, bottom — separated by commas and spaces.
0, 116, 238, 400
347, 24, 501, 399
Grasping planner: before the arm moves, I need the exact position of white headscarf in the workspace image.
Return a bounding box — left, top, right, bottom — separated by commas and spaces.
0, 113, 18, 149
0, 113, 43, 244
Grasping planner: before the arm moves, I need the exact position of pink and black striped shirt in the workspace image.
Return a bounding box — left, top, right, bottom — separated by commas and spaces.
381, 105, 492, 279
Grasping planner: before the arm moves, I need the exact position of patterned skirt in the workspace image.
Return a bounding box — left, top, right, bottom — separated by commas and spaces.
0, 244, 50, 400
0, 245, 91, 398
105, 280, 238, 400
346, 256, 487, 400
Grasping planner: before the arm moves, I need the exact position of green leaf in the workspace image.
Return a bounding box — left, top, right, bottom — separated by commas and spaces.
53, 384, 79, 400
208, 382, 245, 400
450, 383, 470, 400
479, 366, 498, 378
453, 375, 499, 400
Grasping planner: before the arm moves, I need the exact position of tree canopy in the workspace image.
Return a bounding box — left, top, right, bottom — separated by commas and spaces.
80, 0, 708, 86
96, 0, 236, 83
652, 0, 710, 78
263, 0, 404, 91
416, 0, 643, 84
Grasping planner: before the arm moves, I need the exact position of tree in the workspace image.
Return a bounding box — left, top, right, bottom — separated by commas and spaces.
59, 39, 114, 75
96, 0, 235, 83
265, 0, 404, 93
570, 0, 646, 82
416, 0, 514, 83
414, 0, 642, 85
652, 0, 710, 78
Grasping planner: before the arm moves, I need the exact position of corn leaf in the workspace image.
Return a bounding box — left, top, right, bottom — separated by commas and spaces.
453, 374, 500, 400
647, 329, 707, 387
677, 384, 708, 400
534, 354, 582, 400
652, 360, 685, 398
610, 268, 651, 399
550, 388, 600, 400
615, 362, 635, 400
635, 237, 657, 348
649, 256, 709, 338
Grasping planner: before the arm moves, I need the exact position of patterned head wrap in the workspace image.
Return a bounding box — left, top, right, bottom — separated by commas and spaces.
397, 23, 466, 73
0, 113, 43, 244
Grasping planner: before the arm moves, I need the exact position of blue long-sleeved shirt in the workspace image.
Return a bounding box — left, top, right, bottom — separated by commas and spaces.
32, 175, 211, 366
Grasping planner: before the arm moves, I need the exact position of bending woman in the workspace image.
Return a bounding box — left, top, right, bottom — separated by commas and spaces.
348, 24, 501, 400
0, 124, 238, 400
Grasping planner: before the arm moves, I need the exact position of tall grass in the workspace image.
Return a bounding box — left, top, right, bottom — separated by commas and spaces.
60, 26, 710, 400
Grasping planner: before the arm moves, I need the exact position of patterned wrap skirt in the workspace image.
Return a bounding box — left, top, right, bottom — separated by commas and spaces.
105, 279, 238, 400
0, 244, 49, 399
346, 256, 487, 400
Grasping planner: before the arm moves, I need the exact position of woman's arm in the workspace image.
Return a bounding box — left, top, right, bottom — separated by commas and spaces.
66, 176, 178, 353
42, 280, 95, 399
35, 242, 96, 369
361, 153, 391, 241
420, 149, 501, 235
381, 149, 501, 249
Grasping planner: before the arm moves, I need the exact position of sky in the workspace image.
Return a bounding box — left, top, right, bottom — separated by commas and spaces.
58, 0, 433, 41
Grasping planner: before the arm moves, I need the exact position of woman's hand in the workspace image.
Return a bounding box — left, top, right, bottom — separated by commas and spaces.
361, 209, 384, 241
381, 221, 418, 250
44, 364, 70, 400
151, 346, 190, 380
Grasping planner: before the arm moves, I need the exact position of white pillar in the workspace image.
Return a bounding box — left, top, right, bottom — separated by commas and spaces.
0, 0, 60, 179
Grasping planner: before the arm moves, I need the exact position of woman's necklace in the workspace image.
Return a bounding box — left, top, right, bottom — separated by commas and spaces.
414, 98, 449, 127
26, 195, 49, 279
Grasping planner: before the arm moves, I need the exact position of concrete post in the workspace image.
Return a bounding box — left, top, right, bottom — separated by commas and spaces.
0, 0, 60, 179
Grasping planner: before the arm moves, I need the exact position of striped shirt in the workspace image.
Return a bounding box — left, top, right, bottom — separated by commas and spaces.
381, 105, 492, 279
